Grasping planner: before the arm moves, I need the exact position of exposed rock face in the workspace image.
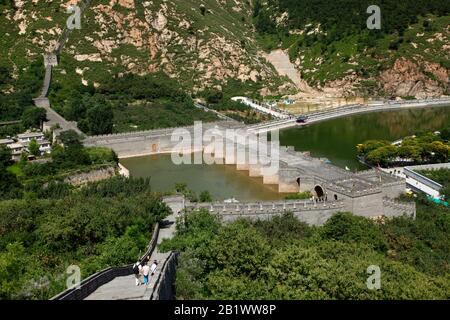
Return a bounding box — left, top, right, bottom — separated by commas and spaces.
379, 58, 448, 98
3, 1, 448, 99
64, 166, 117, 186
264, 49, 315, 94
73, 0, 278, 91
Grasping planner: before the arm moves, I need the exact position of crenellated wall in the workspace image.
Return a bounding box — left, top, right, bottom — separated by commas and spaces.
187, 197, 415, 226
84, 121, 411, 220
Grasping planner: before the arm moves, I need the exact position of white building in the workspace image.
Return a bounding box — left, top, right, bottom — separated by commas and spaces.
22, 139, 52, 155
0, 139, 14, 146
7, 143, 25, 161
1, 130, 52, 161
17, 131, 45, 143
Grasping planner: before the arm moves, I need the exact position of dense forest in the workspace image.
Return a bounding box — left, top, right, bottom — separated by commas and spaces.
0, 131, 171, 299
49, 72, 219, 135
254, 0, 449, 38
0, 177, 170, 299
0, 61, 46, 137
0, 131, 176, 300
161, 196, 450, 299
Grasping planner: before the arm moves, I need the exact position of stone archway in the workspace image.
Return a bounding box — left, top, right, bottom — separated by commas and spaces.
314, 185, 325, 199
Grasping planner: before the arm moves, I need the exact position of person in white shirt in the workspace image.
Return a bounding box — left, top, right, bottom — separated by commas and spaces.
150, 260, 158, 278
142, 263, 150, 285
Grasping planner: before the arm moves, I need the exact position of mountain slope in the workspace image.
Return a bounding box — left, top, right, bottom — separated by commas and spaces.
1, 0, 288, 96
253, 0, 450, 99
1, 0, 449, 101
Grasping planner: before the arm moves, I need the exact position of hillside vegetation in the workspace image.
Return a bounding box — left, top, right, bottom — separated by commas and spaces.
0, 178, 169, 299
1, 1, 449, 107
0, 134, 171, 299
161, 198, 450, 299
253, 0, 450, 98
1, 0, 285, 95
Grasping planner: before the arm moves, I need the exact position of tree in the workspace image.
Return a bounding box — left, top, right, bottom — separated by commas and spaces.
356, 140, 391, 157
429, 141, 449, 162
52, 130, 91, 168
58, 130, 82, 148
0, 242, 28, 299
208, 220, 271, 278
366, 145, 398, 166
86, 103, 114, 135
175, 183, 188, 193
0, 66, 12, 86
0, 168, 22, 200
252, 0, 261, 18
321, 212, 388, 252
440, 127, 450, 141
200, 4, 206, 16
21, 107, 46, 129
397, 145, 422, 162
0, 145, 12, 167
199, 191, 212, 202
203, 89, 223, 105
28, 139, 40, 157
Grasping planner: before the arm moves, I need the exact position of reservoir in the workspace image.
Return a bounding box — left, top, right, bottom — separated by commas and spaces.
121, 106, 450, 201
280, 105, 450, 170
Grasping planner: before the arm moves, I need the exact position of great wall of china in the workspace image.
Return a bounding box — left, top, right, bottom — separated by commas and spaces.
38, 0, 450, 301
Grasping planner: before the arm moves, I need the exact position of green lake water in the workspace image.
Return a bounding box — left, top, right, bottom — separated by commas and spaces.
280, 106, 450, 170
121, 106, 450, 201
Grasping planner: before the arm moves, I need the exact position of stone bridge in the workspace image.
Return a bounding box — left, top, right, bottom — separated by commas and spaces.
85, 118, 414, 219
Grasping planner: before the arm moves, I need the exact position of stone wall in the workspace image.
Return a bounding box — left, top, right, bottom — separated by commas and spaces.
148, 252, 179, 300
83, 121, 241, 158
64, 166, 116, 186
189, 200, 347, 226
118, 162, 130, 178
347, 192, 384, 217
382, 197, 416, 218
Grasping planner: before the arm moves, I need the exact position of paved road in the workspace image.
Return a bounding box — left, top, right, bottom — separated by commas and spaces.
232, 96, 292, 119
84, 196, 182, 300
248, 99, 450, 134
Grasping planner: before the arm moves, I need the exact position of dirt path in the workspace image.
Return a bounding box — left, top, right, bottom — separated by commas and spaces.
264, 49, 315, 94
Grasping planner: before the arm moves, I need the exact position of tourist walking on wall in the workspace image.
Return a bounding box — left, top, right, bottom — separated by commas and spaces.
142, 262, 150, 285
150, 260, 158, 278
132, 261, 142, 286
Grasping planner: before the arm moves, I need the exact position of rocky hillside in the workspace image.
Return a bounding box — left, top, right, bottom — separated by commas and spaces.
1, 0, 287, 97
253, 0, 450, 99
1, 0, 449, 99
